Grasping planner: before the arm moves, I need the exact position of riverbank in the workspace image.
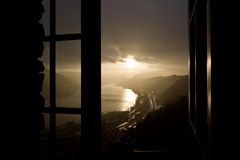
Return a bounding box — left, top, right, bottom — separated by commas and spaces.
102, 90, 188, 153
101, 89, 160, 152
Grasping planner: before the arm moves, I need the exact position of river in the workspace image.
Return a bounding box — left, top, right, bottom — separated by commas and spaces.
43, 84, 137, 126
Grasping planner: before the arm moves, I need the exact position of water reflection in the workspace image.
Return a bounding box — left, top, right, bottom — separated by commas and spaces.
122, 89, 137, 111
101, 84, 137, 113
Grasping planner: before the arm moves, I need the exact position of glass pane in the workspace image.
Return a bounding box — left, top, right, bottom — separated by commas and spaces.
56, 114, 81, 159
56, 0, 81, 34
56, 40, 81, 108
41, 42, 50, 107
40, 113, 50, 159
40, 42, 81, 108
41, 113, 50, 137
40, 0, 50, 36
101, 0, 189, 153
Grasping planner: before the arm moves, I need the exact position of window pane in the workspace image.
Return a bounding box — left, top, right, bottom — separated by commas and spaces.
56, 40, 81, 108
41, 113, 50, 138
40, 113, 50, 160
40, 41, 81, 109
101, 0, 189, 153
56, 0, 81, 34
41, 0, 81, 35
56, 114, 81, 159
41, 42, 50, 107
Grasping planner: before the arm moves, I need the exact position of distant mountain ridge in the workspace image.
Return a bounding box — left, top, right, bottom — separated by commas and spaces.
41, 70, 187, 107
118, 75, 185, 92
118, 74, 188, 104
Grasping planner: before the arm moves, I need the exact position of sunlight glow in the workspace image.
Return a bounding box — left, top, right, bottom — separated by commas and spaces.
124, 56, 138, 69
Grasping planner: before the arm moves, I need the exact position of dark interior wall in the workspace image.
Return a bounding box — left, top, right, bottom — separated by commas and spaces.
2, 0, 45, 159
210, 1, 238, 159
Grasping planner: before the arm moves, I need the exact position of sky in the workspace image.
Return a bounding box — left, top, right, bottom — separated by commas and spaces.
41, 0, 189, 83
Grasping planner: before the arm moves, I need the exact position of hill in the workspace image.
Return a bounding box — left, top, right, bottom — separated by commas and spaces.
118, 74, 186, 95
157, 75, 188, 105
103, 75, 189, 152
41, 68, 81, 101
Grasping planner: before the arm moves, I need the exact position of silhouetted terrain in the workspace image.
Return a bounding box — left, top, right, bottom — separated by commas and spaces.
41, 75, 188, 156
41, 68, 80, 100
40, 121, 81, 160
134, 96, 188, 152
157, 75, 188, 105
102, 75, 188, 154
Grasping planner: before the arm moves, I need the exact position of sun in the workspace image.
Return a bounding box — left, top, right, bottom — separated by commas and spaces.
124, 56, 137, 69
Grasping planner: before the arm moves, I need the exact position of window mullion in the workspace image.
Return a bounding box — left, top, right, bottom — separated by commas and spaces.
44, 33, 82, 42
49, 0, 56, 158
81, 0, 101, 154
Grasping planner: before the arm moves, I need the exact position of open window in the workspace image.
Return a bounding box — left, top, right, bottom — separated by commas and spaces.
40, 0, 190, 158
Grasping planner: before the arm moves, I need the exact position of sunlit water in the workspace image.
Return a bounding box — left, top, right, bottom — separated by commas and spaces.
44, 84, 137, 126
54, 84, 137, 112
101, 84, 137, 113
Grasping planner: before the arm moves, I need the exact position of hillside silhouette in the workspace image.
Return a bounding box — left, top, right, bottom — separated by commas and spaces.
157, 75, 188, 105
118, 74, 186, 94
103, 75, 189, 154
41, 68, 80, 101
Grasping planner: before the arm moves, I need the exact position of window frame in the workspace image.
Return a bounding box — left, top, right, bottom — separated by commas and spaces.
42, 0, 101, 158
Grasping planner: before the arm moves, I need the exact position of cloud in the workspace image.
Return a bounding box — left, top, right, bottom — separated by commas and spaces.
101, 0, 189, 66
101, 42, 188, 66
102, 44, 140, 63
